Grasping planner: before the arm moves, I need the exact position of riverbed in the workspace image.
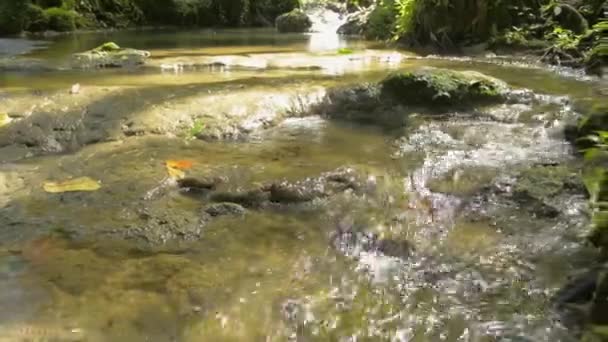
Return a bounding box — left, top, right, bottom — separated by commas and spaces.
0, 28, 605, 341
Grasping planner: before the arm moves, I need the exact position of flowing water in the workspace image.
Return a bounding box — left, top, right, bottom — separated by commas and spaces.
0, 28, 606, 341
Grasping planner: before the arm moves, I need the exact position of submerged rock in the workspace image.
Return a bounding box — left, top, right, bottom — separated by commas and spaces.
71, 42, 150, 69
207, 167, 363, 208
276, 9, 312, 33
381, 67, 509, 106
202, 202, 247, 217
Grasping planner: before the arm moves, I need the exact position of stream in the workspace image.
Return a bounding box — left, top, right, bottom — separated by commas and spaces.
0, 28, 606, 341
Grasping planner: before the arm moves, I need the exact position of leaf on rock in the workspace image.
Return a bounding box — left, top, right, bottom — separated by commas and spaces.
43, 177, 101, 193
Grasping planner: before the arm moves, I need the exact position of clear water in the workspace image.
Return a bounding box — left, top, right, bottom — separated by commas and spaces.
0, 28, 605, 341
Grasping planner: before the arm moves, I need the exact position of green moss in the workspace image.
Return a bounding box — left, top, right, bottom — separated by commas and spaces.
275, 9, 312, 33
380, 67, 508, 106
44, 7, 78, 31
93, 41, 122, 52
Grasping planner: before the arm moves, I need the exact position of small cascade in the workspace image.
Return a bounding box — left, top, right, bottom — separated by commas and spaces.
305, 7, 348, 52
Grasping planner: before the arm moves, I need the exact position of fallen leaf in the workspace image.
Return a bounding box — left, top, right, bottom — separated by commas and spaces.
0, 113, 12, 127
166, 160, 194, 170
43, 177, 101, 193
166, 165, 185, 179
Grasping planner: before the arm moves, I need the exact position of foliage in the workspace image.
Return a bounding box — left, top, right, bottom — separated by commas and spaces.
0, 0, 29, 34
575, 105, 608, 250
366, 0, 397, 40
546, 26, 580, 50
44, 7, 79, 31
189, 119, 206, 139
1, 0, 301, 33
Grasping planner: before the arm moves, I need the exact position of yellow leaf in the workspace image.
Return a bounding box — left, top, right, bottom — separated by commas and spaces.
43, 177, 101, 193
166, 165, 185, 179
0, 113, 12, 127
166, 160, 194, 170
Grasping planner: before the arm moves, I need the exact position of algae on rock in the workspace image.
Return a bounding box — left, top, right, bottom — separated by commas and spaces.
380, 67, 509, 106
71, 42, 150, 68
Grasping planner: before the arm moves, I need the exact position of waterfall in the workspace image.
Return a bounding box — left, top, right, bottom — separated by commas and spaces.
305, 7, 348, 52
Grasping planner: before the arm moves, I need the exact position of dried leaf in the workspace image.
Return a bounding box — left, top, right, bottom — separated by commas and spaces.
0, 113, 12, 127
166, 166, 185, 179
166, 160, 194, 170
43, 177, 101, 193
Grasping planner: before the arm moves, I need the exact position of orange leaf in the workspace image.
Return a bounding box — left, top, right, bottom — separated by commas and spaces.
166, 160, 194, 170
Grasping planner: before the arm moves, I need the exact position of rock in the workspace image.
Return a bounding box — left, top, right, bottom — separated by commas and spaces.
71, 42, 150, 69
203, 202, 247, 217
315, 68, 511, 125
205, 167, 363, 209
265, 167, 362, 204
380, 67, 509, 107
275, 9, 312, 33
178, 177, 220, 192
337, 9, 370, 35
108, 208, 205, 249
210, 189, 270, 208
551, 3, 589, 34
376, 239, 413, 259
330, 228, 413, 260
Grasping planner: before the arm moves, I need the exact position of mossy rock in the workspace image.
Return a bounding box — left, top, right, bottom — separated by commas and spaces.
380, 67, 509, 107
275, 9, 312, 33
71, 42, 151, 68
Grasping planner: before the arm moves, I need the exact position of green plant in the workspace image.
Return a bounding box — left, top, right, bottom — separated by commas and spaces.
366, 0, 397, 40
546, 26, 580, 50
44, 7, 78, 31
189, 119, 206, 138
579, 130, 608, 248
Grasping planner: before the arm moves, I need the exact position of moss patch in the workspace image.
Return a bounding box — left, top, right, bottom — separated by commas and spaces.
380, 67, 508, 107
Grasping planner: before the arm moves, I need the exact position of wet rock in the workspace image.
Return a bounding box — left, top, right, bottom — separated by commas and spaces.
104, 208, 205, 249
381, 67, 509, 107
463, 163, 585, 222
376, 239, 413, 259
330, 226, 413, 260
71, 42, 150, 69
275, 10, 312, 33
512, 164, 584, 218
178, 177, 221, 192
337, 9, 371, 35
316, 68, 511, 126
203, 202, 247, 217
208, 167, 363, 208
317, 84, 399, 125
210, 189, 270, 208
